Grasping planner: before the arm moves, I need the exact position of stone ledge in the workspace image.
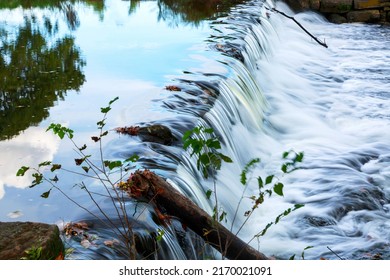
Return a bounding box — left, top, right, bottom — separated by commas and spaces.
282, 0, 390, 23
0, 221, 64, 260
354, 0, 381, 9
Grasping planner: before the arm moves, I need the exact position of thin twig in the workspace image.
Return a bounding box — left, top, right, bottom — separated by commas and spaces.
266, 7, 328, 48
327, 246, 345, 260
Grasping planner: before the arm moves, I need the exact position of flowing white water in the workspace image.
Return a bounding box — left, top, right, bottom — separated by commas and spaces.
172, 1, 390, 259
3, 0, 388, 260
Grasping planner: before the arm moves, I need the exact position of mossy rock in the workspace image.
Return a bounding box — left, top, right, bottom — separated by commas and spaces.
0, 221, 64, 260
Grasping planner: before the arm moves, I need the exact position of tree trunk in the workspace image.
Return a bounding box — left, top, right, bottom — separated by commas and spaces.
125, 170, 269, 260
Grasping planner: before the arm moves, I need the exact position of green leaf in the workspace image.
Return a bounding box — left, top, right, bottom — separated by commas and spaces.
206, 139, 221, 149
301, 246, 314, 260
293, 204, 305, 210
182, 130, 193, 143
289, 254, 296, 260
203, 127, 214, 134
205, 189, 213, 199
156, 229, 164, 242
240, 172, 247, 185
295, 152, 304, 163
97, 120, 105, 129
199, 153, 211, 166
273, 182, 284, 196
281, 164, 288, 173
38, 161, 52, 167
209, 154, 222, 170
125, 154, 139, 163
219, 211, 227, 222
104, 160, 123, 170
241, 158, 260, 185
47, 123, 74, 139
265, 175, 274, 185
108, 96, 119, 106
78, 144, 87, 151
219, 153, 233, 163
30, 173, 43, 187
41, 189, 51, 198
257, 176, 264, 189
100, 106, 111, 114
17, 166, 30, 176
82, 166, 90, 173
259, 222, 273, 237
283, 151, 290, 159
50, 164, 62, 172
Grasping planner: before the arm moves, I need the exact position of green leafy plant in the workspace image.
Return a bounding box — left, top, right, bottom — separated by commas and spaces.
183, 125, 306, 259
289, 246, 314, 260
182, 126, 232, 179
17, 97, 140, 259
21, 245, 43, 260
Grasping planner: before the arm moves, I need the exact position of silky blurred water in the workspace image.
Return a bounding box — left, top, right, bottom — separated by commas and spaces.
1, 0, 390, 260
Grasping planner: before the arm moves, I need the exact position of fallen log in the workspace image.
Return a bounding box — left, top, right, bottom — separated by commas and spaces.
124, 170, 269, 260
115, 124, 177, 145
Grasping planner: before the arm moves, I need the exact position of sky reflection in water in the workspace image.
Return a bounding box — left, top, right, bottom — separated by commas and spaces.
0, 0, 215, 222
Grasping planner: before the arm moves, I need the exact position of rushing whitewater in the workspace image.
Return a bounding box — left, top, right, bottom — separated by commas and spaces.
17, 0, 388, 260
163, 0, 390, 260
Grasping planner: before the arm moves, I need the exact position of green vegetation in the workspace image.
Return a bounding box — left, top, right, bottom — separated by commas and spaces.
21, 245, 43, 260
182, 125, 307, 258
17, 97, 139, 259
0, 0, 103, 10
0, 14, 85, 140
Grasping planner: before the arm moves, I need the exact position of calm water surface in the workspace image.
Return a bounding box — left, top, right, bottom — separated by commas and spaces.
0, 0, 216, 222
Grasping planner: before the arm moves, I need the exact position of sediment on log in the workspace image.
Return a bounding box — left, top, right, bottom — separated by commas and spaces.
124, 170, 269, 260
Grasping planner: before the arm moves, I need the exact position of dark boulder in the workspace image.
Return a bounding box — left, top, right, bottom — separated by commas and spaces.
116, 124, 177, 145
0, 221, 64, 260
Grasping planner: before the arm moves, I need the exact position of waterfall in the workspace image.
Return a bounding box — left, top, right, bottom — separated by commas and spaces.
63, 0, 390, 260
165, 0, 390, 260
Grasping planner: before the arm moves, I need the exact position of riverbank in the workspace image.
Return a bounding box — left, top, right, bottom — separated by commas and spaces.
283, 0, 390, 23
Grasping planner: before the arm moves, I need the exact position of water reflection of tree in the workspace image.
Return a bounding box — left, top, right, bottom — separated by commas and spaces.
124, 0, 246, 26
157, 0, 246, 26
0, 18, 86, 141
0, 0, 105, 29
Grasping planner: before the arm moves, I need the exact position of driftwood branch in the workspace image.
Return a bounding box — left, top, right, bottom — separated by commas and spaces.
266, 7, 328, 48
124, 170, 269, 260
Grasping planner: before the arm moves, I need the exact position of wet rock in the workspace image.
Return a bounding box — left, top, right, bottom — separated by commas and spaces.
354, 0, 381, 9
116, 124, 177, 145
347, 9, 381, 22
0, 221, 64, 259
320, 0, 353, 13
328, 13, 348, 23
283, 0, 390, 23
138, 125, 177, 145
305, 216, 336, 227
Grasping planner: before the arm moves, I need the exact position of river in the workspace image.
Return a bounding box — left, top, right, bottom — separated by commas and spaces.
1, 0, 390, 260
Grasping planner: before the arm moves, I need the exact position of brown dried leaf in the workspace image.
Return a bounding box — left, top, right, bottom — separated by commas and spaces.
115, 126, 140, 136
165, 85, 181, 91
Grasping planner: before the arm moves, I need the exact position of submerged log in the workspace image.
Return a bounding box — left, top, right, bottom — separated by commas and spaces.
125, 170, 269, 260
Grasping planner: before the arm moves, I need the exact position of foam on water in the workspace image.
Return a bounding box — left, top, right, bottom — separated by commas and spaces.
200, 1, 390, 259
